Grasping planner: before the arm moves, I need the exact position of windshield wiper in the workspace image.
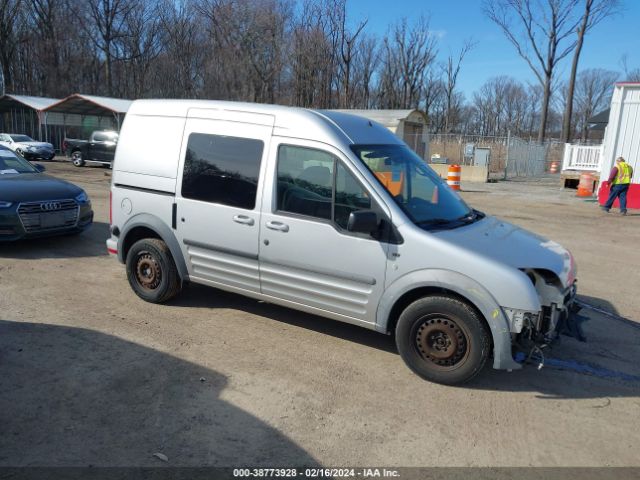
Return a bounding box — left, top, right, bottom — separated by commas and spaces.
417, 218, 452, 226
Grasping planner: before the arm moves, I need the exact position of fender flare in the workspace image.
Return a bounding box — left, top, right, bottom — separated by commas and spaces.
117, 213, 189, 280
377, 269, 522, 371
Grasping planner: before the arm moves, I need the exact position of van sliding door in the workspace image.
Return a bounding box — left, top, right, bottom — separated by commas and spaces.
174, 109, 274, 294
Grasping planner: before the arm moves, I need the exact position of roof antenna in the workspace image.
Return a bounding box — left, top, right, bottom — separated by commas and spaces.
368, 121, 373, 127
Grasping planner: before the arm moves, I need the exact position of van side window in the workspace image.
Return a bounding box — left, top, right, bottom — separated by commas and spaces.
182, 133, 264, 209
277, 145, 373, 231
277, 145, 334, 220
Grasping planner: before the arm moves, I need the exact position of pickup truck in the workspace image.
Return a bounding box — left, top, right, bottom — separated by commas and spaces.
64, 130, 119, 167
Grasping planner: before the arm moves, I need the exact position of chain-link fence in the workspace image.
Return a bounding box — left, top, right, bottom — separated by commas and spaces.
405, 133, 565, 179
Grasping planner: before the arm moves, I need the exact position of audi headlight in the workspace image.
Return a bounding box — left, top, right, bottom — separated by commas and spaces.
0, 201, 13, 208
25, 145, 36, 151
75, 191, 89, 203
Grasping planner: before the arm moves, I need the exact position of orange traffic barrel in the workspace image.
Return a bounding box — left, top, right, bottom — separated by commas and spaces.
577, 172, 595, 197
447, 165, 461, 190
550, 161, 559, 174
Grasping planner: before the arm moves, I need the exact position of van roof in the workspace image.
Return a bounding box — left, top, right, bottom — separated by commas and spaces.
126, 99, 403, 147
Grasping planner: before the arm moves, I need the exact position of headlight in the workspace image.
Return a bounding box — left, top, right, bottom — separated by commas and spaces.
25, 145, 36, 151
0, 201, 13, 208
75, 191, 89, 203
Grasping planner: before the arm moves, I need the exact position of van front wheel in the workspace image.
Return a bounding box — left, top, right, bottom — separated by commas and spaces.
126, 238, 181, 303
395, 296, 490, 385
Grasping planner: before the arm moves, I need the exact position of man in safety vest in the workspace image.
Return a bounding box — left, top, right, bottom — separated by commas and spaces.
602, 157, 633, 215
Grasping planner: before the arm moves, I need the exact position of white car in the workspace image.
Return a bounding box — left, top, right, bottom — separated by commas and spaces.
0, 133, 55, 161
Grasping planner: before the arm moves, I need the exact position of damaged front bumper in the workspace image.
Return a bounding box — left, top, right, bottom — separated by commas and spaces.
507, 279, 585, 368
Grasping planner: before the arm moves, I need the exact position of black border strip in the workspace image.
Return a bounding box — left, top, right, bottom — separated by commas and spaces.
172, 203, 177, 229
114, 183, 174, 196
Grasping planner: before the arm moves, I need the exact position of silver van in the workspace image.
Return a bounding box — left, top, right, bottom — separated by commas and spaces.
107, 100, 579, 385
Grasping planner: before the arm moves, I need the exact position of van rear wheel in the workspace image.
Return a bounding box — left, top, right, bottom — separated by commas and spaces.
395, 296, 490, 385
126, 238, 181, 303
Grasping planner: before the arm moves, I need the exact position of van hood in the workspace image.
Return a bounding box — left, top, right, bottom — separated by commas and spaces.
433, 215, 576, 288
0, 173, 83, 202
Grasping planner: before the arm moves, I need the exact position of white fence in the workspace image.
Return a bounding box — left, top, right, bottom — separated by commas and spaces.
562, 143, 603, 171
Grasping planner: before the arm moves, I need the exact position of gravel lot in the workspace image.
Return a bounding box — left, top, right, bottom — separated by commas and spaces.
1, 161, 639, 468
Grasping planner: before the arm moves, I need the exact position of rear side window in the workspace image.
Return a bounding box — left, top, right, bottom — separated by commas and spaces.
181, 133, 264, 209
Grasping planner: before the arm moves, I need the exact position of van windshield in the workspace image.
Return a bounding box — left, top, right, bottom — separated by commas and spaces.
351, 144, 478, 229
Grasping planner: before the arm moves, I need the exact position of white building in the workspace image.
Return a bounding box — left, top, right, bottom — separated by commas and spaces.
562, 82, 640, 208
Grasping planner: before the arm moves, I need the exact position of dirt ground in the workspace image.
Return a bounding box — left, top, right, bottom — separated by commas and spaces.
1, 162, 639, 468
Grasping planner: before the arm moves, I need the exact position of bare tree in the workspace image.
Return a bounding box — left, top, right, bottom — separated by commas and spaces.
571, 68, 618, 140
377, 16, 438, 109
620, 55, 640, 82
561, 0, 619, 143
422, 68, 444, 123
118, 0, 162, 98
349, 34, 378, 108
0, 0, 24, 93
331, 0, 367, 107
470, 76, 541, 137
443, 39, 475, 132
289, 0, 335, 107
75, 0, 137, 96
158, 0, 205, 98
484, 0, 582, 142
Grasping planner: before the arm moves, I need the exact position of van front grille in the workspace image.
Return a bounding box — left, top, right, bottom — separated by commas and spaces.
18, 200, 79, 232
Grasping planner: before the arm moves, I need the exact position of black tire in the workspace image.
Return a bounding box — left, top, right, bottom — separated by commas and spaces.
395, 296, 491, 385
71, 151, 85, 167
126, 238, 181, 303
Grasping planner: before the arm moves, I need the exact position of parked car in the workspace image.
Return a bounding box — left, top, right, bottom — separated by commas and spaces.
0, 133, 55, 161
107, 100, 579, 385
64, 130, 119, 167
0, 145, 93, 240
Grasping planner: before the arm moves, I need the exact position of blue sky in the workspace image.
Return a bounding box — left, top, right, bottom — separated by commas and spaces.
347, 0, 640, 98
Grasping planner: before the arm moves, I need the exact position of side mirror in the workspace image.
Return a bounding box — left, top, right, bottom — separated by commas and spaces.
347, 210, 379, 234
34, 163, 46, 172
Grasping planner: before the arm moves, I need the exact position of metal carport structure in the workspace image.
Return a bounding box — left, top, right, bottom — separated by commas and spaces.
0, 95, 59, 142
42, 94, 133, 152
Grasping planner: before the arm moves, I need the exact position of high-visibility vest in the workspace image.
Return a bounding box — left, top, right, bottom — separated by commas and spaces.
612, 161, 632, 185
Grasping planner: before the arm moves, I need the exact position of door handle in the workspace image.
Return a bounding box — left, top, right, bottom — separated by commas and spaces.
266, 221, 289, 232
233, 214, 254, 226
